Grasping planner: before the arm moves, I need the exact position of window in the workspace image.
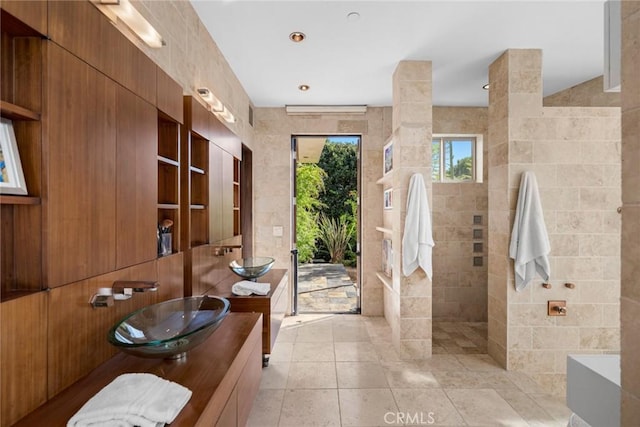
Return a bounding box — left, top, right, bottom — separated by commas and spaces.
432, 135, 482, 183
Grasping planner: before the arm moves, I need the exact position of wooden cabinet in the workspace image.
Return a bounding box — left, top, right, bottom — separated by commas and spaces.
12, 313, 263, 427
158, 115, 181, 255
116, 86, 158, 269
46, 44, 117, 287
209, 145, 241, 243
205, 269, 288, 365
0, 10, 45, 300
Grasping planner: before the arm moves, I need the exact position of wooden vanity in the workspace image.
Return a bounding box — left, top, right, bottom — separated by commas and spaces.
205, 269, 288, 366
13, 313, 263, 427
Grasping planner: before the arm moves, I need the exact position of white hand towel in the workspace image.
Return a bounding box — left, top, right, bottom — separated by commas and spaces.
232, 280, 271, 296
67, 373, 192, 427
509, 171, 551, 291
402, 173, 435, 278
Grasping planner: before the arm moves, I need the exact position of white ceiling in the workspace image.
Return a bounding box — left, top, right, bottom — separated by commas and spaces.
191, 0, 606, 108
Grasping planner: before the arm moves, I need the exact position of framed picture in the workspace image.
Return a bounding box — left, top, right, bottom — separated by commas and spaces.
383, 188, 393, 209
383, 139, 393, 175
0, 118, 28, 195
382, 238, 392, 277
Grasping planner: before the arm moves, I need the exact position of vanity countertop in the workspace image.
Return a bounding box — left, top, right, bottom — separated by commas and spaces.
13, 312, 263, 427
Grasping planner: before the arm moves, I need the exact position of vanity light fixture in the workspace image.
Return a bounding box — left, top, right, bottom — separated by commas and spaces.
197, 87, 236, 123
197, 88, 224, 112
482, 83, 490, 90
298, 84, 310, 91
91, 0, 165, 48
289, 32, 306, 42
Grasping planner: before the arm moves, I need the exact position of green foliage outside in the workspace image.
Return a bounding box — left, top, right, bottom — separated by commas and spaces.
295, 140, 358, 265
295, 164, 326, 263
317, 214, 354, 264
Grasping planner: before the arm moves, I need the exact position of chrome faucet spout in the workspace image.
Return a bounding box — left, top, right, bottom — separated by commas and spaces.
113, 280, 159, 294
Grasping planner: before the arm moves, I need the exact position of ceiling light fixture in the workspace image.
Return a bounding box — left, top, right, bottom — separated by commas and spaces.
289, 32, 306, 42
298, 84, 310, 91
91, 0, 165, 48
347, 12, 361, 22
482, 84, 490, 90
197, 87, 235, 123
286, 105, 367, 115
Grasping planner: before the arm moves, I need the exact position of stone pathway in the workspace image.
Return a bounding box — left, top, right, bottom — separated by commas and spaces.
297, 263, 358, 313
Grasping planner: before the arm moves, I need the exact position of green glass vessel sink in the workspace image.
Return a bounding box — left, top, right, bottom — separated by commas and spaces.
229, 256, 275, 281
108, 296, 230, 359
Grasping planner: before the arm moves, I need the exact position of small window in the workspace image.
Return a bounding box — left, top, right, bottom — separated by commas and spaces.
432, 135, 482, 183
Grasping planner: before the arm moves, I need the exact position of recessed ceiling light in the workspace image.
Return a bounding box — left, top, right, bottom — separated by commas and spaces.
298, 84, 310, 91
347, 12, 360, 22
289, 32, 306, 42
482, 83, 490, 90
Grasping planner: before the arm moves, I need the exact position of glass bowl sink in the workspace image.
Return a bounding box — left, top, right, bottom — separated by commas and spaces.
107, 296, 230, 359
229, 256, 275, 281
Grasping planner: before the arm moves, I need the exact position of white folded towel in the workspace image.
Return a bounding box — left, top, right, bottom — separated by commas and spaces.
232, 280, 270, 296
67, 373, 192, 427
402, 173, 435, 279
509, 171, 551, 291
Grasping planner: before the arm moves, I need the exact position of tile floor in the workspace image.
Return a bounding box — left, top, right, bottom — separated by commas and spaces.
248, 314, 572, 427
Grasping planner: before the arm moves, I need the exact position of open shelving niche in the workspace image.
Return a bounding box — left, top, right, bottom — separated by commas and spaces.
375, 136, 394, 289
189, 132, 209, 247
157, 112, 181, 256
0, 10, 45, 300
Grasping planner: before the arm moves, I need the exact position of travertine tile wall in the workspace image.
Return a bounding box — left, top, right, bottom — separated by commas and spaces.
621, 1, 640, 424
252, 107, 392, 316
488, 49, 621, 395
128, 0, 255, 147
432, 107, 488, 322
543, 76, 620, 107
388, 61, 433, 359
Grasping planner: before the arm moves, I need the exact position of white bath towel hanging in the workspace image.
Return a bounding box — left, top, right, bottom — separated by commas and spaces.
402, 173, 435, 278
509, 171, 551, 291
67, 373, 192, 427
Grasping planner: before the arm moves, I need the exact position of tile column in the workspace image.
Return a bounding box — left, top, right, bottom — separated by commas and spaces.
621, 1, 640, 424
487, 49, 543, 368
390, 60, 433, 359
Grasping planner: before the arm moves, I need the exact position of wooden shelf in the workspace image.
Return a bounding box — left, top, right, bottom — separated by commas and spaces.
190, 204, 206, 210
190, 166, 205, 175
375, 272, 394, 293
0, 100, 40, 121
0, 195, 40, 205
376, 226, 392, 234
157, 155, 179, 167
158, 203, 179, 210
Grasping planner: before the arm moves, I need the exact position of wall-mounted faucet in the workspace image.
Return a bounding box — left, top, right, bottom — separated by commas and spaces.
112, 280, 159, 297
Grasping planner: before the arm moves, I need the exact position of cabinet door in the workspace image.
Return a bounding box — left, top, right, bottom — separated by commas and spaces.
46, 44, 117, 287
116, 86, 157, 269
209, 145, 235, 242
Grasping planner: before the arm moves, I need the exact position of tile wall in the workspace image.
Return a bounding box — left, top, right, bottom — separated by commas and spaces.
432, 107, 489, 322
252, 107, 393, 316
621, 1, 640, 424
488, 49, 621, 395
387, 61, 434, 359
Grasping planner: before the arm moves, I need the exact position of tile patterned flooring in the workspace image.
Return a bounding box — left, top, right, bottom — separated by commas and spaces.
248, 314, 572, 427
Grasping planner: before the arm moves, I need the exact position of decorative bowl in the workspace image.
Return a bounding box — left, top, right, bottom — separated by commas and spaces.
229, 256, 275, 281
107, 296, 230, 359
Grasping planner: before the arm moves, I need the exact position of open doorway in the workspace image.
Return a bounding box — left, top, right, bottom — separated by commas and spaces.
291, 135, 361, 314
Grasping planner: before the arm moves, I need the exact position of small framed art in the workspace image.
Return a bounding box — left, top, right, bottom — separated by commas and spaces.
383, 188, 393, 209
383, 139, 393, 175
0, 118, 28, 195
